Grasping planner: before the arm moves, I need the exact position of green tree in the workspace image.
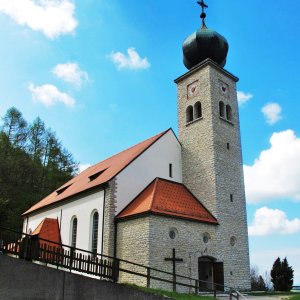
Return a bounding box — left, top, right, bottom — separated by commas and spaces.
271, 257, 294, 291
1, 107, 28, 155
0, 107, 78, 231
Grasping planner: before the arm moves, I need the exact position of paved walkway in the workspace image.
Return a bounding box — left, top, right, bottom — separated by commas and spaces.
243, 296, 290, 300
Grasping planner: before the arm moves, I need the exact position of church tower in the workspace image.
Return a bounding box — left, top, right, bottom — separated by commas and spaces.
175, 2, 251, 289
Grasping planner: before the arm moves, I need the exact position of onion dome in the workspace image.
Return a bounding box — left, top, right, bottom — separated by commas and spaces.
183, 1, 229, 69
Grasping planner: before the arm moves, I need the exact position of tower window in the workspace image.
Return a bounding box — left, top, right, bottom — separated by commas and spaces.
91, 211, 99, 254
219, 101, 225, 118
226, 105, 232, 121
169, 163, 173, 178
230, 194, 233, 202
186, 106, 194, 123
227, 143, 230, 150
71, 217, 77, 248
194, 101, 202, 119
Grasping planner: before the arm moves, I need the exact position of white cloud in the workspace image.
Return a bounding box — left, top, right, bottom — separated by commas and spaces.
237, 91, 253, 105
249, 207, 300, 236
109, 47, 150, 70
262, 102, 282, 125
244, 130, 300, 203
0, 0, 78, 39
53, 62, 88, 88
28, 83, 75, 107
79, 164, 91, 173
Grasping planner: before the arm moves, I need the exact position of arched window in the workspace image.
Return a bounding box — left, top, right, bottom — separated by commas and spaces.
226, 105, 232, 121
186, 106, 193, 123
71, 217, 77, 248
219, 101, 225, 118
91, 211, 99, 254
194, 102, 202, 119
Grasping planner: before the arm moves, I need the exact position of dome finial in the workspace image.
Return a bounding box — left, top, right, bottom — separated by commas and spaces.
197, 0, 208, 29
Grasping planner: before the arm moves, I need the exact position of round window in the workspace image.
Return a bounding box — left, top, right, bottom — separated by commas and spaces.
203, 232, 210, 244
230, 236, 237, 246
169, 228, 178, 240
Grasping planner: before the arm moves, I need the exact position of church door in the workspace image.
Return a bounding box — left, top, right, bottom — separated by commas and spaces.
198, 257, 224, 291
213, 262, 224, 291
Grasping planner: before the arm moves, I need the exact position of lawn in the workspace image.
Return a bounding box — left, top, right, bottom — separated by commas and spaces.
288, 295, 300, 300
127, 285, 214, 300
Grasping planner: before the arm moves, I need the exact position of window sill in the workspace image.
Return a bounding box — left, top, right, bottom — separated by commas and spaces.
219, 116, 234, 126
186, 117, 203, 126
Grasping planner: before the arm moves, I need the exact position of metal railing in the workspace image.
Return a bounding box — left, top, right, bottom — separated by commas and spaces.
0, 226, 242, 298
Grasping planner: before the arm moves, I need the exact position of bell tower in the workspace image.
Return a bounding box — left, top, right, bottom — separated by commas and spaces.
175, 1, 251, 290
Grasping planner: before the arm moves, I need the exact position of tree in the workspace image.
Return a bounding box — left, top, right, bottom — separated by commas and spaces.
282, 258, 294, 291
1, 107, 27, 155
0, 107, 78, 231
251, 266, 267, 291
271, 257, 294, 291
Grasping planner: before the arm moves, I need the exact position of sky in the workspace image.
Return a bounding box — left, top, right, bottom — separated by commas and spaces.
0, 0, 299, 285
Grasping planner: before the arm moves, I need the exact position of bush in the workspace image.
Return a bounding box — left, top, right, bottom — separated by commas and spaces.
251, 266, 267, 291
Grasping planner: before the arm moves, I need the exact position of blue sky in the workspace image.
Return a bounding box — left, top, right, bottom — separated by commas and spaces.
0, 0, 299, 284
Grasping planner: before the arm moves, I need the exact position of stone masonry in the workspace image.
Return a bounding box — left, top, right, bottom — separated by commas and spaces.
116, 214, 217, 293
175, 59, 251, 290
116, 217, 150, 287
102, 178, 117, 257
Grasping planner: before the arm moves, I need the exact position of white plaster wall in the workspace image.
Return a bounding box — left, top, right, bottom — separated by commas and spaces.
115, 130, 182, 214
24, 190, 105, 254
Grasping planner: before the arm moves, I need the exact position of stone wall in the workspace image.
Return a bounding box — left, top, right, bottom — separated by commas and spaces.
116, 217, 150, 286
148, 215, 217, 293
176, 60, 251, 290
116, 214, 219, 293
102, 178, 117, 257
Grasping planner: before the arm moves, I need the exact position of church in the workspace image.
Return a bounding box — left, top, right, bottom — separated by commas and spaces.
22, 1, 251, 292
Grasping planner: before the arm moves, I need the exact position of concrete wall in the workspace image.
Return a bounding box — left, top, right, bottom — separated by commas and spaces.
115, 130, 182, 214
0, 255, 167, 300
24, 189, 105, 254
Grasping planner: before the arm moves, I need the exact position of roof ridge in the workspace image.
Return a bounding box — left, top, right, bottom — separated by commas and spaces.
150, 178, 160, 210
23, 129, 172, 216
89, 129, 170, 171
116, 178, 218, 224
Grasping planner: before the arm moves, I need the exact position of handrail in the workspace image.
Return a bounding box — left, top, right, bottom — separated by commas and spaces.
0, 226, 243, 297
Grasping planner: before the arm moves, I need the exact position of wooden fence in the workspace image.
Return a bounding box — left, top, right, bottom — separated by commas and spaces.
0, 226, 241, 298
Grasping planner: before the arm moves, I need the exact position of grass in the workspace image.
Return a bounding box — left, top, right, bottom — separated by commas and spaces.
126, 284, 214, 300
288, 296, 300, 300
246, 291, 300, 298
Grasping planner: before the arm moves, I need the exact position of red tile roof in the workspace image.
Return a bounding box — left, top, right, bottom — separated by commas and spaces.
24, 129, 170, 216
117, 178, 218, 224
32, 218, 61, 244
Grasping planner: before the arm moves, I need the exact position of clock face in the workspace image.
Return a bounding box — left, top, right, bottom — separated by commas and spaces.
219, 81, 229, 97
187, 81, 199, 99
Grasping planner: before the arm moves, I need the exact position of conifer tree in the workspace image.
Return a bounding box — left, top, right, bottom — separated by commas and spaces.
271, 257, 294, 291
0, 107, 78, 230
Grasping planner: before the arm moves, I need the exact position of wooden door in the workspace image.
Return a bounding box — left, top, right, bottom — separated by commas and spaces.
213, 262, 224, 291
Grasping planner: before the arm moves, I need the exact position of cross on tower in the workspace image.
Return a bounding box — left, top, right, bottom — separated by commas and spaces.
197, 0, 208, 28
165, 248, 183, 292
